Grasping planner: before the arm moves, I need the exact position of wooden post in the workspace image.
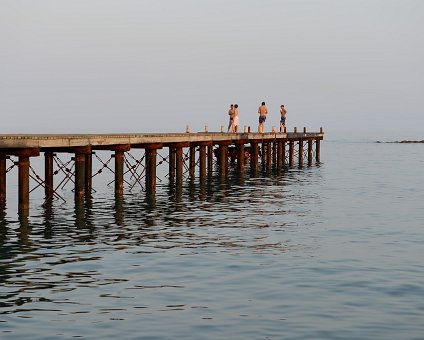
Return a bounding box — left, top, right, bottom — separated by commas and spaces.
289, 141, 294, 168
261, 141, 266, 171
199, 144, 207, 178
282, 141, 286, 167
169, 147, 176, 181
236, 142, 245, 174
250, 141, 259, 174
308, 140, 313, 166
316, 139, 321, 163
266, 142, 272, 170
207, 145, 213, 175
218, 144, 228, 177
272, 141, 277, 167
277, 141, 283, 170
189, 145, 196, 178
145, 147, 157, 193
298, 140, 304, 168
44, 151, 54, 198
85, 152, 92, 195
18, 156, 30, 212
115, 150, 124, 195
0, 154, 6, 201
74, 153, 86, 200
176, 146, 183, 185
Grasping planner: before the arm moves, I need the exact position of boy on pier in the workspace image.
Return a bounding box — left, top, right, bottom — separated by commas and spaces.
258, 101, 268, 133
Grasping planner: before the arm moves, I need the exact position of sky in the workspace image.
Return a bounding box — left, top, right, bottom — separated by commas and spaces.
1, 0, 423, 139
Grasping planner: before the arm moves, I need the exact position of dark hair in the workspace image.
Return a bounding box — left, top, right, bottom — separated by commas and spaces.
262, 102, 265, 105
234, 104, 238, 108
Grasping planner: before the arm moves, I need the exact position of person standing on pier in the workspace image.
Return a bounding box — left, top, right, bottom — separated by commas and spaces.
280, 104, 287, 132
227, 104, 235, 132
234, 104, 239, 133
258, 101, 268, 133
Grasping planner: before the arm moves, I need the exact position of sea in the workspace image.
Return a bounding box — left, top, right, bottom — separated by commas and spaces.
1, 137, 423, 339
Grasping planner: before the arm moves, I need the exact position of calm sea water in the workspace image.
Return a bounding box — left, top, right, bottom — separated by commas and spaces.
1, 140, 424, 339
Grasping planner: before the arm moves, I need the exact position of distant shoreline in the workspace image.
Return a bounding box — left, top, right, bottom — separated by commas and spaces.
376, 140, 424, 143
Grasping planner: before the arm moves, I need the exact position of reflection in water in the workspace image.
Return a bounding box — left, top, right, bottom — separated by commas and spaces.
0, 166, 324, 336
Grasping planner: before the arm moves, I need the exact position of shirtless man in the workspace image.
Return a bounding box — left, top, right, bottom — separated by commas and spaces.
258, 101, 268, 133
280, 104, 287, 132
227, 104, 235, 132
233, 104, 239, 133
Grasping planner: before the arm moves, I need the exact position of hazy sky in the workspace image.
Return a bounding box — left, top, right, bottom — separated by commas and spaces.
1, 0, 423, 138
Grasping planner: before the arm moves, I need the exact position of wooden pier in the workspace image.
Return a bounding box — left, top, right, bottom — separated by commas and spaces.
0, 128, 323, 214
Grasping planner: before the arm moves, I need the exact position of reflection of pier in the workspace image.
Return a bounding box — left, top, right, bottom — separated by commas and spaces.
0, 128, 323, 214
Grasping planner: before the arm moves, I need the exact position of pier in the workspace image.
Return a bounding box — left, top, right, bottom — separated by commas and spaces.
0, 128, 323, 214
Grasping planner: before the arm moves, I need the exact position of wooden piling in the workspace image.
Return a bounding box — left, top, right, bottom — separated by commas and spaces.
207, 145, 213, 175
115, 150, 124, 195
74, 153, 86, 200
218, 143, 228, 177
308, 140, 313, 166
272, 141, 277, 167
44, 151, 54, 198
316, 139, 321, 163
266, 142, 272, 170
176, 146, 183, 185
0, 154, 6, 201
85, 152, 92, 195
145, 148, 157, 193
250, 141, 259, 174
199, 144, 207, 178
298, 140, 304, 168
235, 141, 245, 174
18, 156, 30, 212
289, 141, 294, 168
189, 145, 196, 178
169, 147, 176, 181
277, 142, 283, 169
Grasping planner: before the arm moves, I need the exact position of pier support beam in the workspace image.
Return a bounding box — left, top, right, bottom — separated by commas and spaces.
18, 156, 30, 212
289, 141, 294, 168
277, 141, 283, 170
74, 153, 86, 200
235, 141, 246, 174
316, 139, 321, 163
44, 152, 54, 198
115, 151, 124, 195
0, 154, 6, 201
308, 140, 313, 166
85, 152, 92, 196
217, 142, 229, 177
176, 146, 184, 185
199, 145, 206, 178
145, 147, 158, 194
298, 140, 304, 168
207, 145, 213, 175
189, 145, 196, 178
266, 141, 272, 170
250, 141, 259, 174
169, 147, 176, 181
